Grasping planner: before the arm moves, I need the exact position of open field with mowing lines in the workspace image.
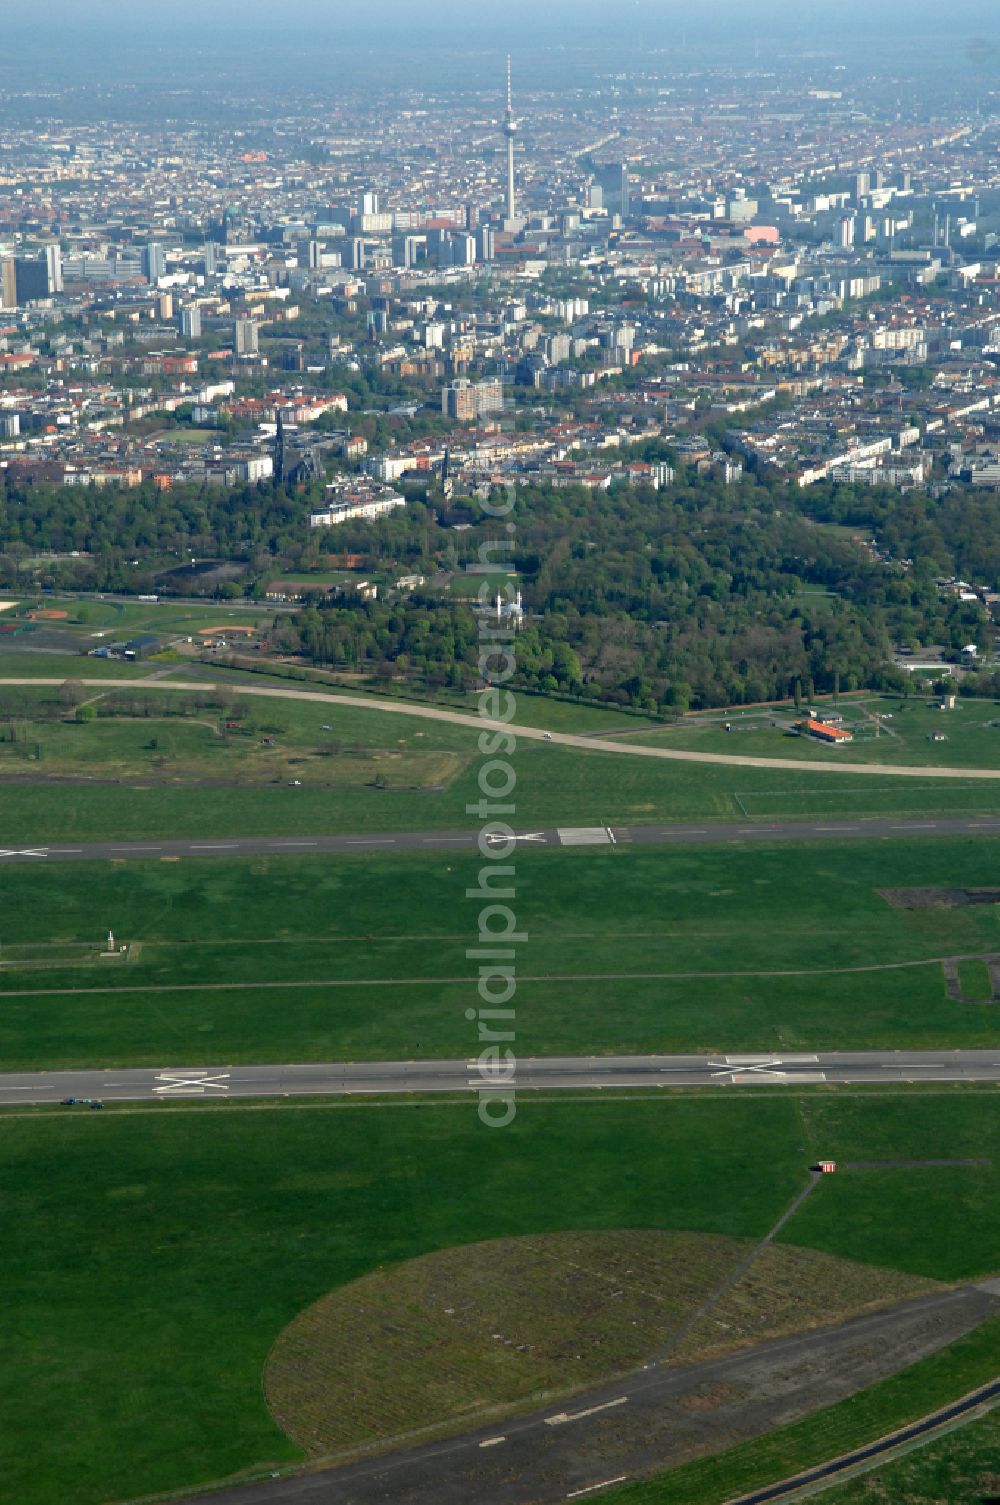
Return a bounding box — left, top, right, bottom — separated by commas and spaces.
5, 739, 1000, 842
3, 1092, 1000, 1505
2, 841, 1000, 1068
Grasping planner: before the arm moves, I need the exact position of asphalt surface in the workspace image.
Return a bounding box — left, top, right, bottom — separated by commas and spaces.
5, 813, 1000, 863
4, 1051, 1000, 1105
176, 1284, 1000, 1505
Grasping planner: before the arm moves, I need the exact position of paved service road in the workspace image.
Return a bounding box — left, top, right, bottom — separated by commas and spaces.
4, 813, 1000, 863
3, 1052, 1000, 1105
4, 676, 1000, 778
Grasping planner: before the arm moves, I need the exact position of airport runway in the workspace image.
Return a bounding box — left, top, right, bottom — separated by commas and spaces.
4, 812, 1000, 863
179, 1285, 1000, 1505
3, 1051, 1000, 1105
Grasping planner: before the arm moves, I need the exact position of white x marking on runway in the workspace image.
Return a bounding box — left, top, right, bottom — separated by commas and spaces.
0, 848, 48, 858
152, 1071, 230, 1094
485, 831, 547, 844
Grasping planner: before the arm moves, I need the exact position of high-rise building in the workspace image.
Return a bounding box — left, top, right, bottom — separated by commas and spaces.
11, 257, 49, 303
595, 162, 631, 219
441, 377, 504, 422
0, 258, 16, 309
234, 318, 259, 356
851, 172, 871, 204
142, 243, 166, 283
451, 233, 477, 267
179, 306, 202, 339
393, 234, 425, 269
44, 244, 63, 294
359, 190, 379, 217
836, 213, 856, 249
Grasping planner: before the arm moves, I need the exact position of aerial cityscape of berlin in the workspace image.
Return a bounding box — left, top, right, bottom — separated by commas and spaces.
3, 4, 1000, 1503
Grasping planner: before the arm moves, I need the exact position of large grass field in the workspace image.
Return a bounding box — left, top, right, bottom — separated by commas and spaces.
4, 728, 1000, 842
2, 840, 1000, 1068
2, 677, 1000, 841
608, 694, 1000, 771
0, 684, 469, 789
3, 1090, 999, 1505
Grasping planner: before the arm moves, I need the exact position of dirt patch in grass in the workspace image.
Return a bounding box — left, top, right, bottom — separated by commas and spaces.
670, 1241, 939, 1365
263, 1230, 938, 1461
879, 887, 1000, 909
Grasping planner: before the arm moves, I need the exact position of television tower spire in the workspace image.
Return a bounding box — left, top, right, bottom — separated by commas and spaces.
501, 54, 519, 223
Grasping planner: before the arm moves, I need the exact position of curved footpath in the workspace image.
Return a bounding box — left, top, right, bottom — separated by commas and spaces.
4, 677, 1000, 779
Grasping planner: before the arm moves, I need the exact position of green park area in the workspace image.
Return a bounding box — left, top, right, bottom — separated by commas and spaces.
3, 1090, 1000, 1505
2, 838, 1000, 1068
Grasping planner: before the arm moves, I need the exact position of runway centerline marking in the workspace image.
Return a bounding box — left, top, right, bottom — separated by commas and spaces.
566, 1480, 629, 1500
546, 1396, 628, 1426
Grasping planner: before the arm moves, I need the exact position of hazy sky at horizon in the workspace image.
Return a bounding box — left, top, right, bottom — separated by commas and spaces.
9, 0, 1000, 39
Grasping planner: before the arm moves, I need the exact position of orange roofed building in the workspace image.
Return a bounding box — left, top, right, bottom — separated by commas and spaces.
800, 718, 853, 744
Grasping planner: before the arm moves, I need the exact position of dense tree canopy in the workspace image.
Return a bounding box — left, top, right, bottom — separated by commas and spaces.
2, 464, 996, 712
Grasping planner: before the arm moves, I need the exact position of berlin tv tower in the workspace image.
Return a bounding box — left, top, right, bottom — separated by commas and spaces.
501, 55, 519, 223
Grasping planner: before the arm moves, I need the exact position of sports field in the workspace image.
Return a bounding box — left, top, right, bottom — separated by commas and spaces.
3, 1090, 999, 1505
2, 840, 1000, 1068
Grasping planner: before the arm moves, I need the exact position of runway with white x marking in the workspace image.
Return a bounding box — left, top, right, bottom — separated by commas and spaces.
2, 1052, 1000, 1105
